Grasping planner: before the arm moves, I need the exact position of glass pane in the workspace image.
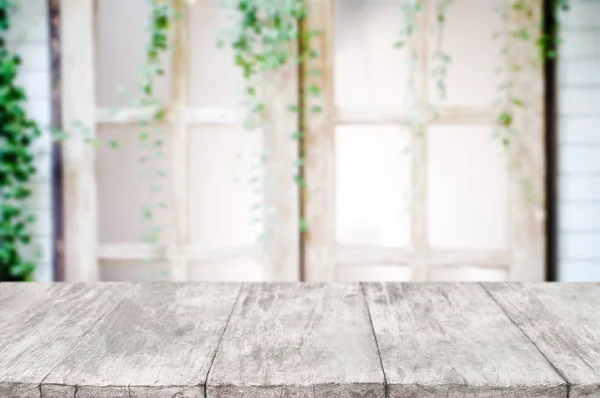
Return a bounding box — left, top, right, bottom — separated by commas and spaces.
428, 0, 506, 107
335, 125, 411, 247
96, 125, 173, 245
334, 0, 410, 108
427, 125, 508, 250
189, 1, 243, 108
429, 266, 507, 282
95, 0, 171, 107
336, 264, 412, 281
188, 126, 264, 247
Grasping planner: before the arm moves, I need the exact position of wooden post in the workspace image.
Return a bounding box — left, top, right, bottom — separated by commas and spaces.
168, 0, 190, 281
410, 0, 431, 281
507, 0, 546, 281
60, 0, 98, 281
262, 42, 301, 281
302, 0, 336, 282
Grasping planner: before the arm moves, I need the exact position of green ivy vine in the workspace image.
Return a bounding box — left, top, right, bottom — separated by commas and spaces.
0, 0, 41, 281
217, 0, 321, 235
135, 0, 172, 248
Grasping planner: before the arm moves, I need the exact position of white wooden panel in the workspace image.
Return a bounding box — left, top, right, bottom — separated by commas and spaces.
188, 1, 242, 109
19, 236, 53, 269
560, 59, 600, 86
558, 261, 600, 282
335, 125, 411, 247
24, 99, 52, 128
428, 266, 507, 282
560, 175, 600, 201
428, 0, 505, 107
560, 232, 600, 260
95, 0, 171, 107
96, 126, 173, 245
4, 14, 48, 44
559, 0, 600, 29
560, 203, 600, 231
560, 29, 600, 58
428, 125, 508, 250
10, 0, 46, 16
561, 146, 600, 172
15, 71, 51, 100
24, 181, 52, 211
336, 264, 412, 282
188, 126, 263, 247
559, 88, 600, 116
560, 117, 600, 144
333, 0, 409, 109
189, 260, 264, 282
7, 43, 49, 72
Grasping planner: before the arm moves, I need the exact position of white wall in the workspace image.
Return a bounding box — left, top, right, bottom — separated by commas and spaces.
558, 0, 600, 281
5, 0, 54, 281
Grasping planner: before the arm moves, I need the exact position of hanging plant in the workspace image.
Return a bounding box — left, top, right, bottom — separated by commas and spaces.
0, 0, 42, 281
217, 0, 320, 234
135, 0, 172, 247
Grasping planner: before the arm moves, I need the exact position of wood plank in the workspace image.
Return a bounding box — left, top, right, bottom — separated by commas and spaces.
0, 283, 129, 396
61, 0, 98, 281
42, 283, 241, 397
168, 0, 190, 281
506, 0, 546, 281
363, 283, 567, 397
302, 0, 336, 282
408, 0, 430, 282
484, 283, 600, 397
0, 283, 55, 324
96, 107, 239, 125
207, 283, 385, 397
262, 40, 300, 281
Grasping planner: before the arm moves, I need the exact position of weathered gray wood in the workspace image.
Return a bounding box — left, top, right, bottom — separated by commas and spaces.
0, 283, 129, 397
42, 282, 241, 397
363, 283, 567, 397
0, 283, 56, 327
207, 283, 385, 398
484, 282, 600, 398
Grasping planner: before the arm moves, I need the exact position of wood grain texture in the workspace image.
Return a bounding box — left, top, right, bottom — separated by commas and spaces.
484, 283, 600, 397
0, 283, 55, 326
506, 0, 546, 282
0, 283, 128, 396
207, 283, 385, 398
168, 0, 191, 281
262, 40, 300, 282
42, 283, 241, 397
363, 283, 567, 397
302, 0, 336, 282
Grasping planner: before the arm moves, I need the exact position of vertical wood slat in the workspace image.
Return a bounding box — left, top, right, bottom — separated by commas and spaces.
410, 0, 430, 281
262, 42, 301, 281
169, 0, 190, 281
61, 0, 98, 281
506, 0, 546, 281
303, 0, 336, 282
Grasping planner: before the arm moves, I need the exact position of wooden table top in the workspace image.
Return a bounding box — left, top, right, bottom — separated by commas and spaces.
0, 282, 599, 398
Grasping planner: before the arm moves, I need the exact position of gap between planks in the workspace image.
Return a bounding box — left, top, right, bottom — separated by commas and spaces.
479, 282, 572, 395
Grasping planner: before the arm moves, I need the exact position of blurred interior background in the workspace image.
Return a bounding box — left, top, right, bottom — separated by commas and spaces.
2, 0, 598, 283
